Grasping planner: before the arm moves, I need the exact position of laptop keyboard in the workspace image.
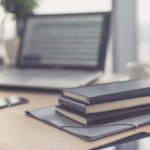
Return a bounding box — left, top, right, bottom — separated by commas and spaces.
0, 68, 101, 88
0, 68, 97, 79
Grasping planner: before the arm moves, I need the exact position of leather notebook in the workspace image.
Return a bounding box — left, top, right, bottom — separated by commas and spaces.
56, 104, 150, 125
62, 79, 150, 104
26, 106, 150, 141
58, 95, 150, 114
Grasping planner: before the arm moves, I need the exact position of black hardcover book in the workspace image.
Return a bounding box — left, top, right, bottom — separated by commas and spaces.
59, 96, 87, 113
56, 105, 150, 125
62, 79, 150, 104
59, 95, 150, 114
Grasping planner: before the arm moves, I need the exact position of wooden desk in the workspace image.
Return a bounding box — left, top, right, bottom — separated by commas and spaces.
0, 74, 150, 150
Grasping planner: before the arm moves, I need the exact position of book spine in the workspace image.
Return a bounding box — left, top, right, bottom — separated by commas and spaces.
58, 96, 87, 114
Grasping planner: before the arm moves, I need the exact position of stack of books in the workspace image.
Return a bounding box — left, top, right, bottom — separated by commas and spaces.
56, 79, 150, 125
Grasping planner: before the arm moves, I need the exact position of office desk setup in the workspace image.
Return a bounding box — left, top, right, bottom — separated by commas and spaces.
0, 73, 150, 150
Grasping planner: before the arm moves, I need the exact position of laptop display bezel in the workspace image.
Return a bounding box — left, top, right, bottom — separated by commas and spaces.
17, 12, 111, 71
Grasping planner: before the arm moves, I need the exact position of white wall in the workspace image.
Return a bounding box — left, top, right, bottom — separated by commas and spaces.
35, 0, 112, 14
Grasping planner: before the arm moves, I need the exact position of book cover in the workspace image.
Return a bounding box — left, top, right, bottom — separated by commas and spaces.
62, 79, 150, 104
59, 95, 150, 114
56, 105, 150, 125
59, 96, 87, 113
26, 105, 150, 141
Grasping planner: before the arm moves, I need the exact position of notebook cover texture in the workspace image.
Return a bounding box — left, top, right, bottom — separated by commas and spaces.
62, 79, 150, 104
26, 106, 150, 141
56, 105, 150, 125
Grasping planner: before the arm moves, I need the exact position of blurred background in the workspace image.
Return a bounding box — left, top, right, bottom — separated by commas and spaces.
0, 0, 149, 74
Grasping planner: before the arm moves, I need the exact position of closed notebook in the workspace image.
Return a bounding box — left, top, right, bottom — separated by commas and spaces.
56, 105, 150, 125
26, 106, 150, 141
62, 79, 150, 104
59, 95, 150, 114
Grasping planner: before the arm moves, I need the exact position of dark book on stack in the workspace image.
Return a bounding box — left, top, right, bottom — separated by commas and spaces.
56, 104, 150, 125
62, 79, 150, 104
56, 79, 150, 125
58, 95, 150, 114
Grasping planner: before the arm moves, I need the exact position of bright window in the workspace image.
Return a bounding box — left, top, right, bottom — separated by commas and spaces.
137, 0, 150, 64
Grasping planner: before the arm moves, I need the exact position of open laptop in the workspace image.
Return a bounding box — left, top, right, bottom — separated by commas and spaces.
0, 12, 111, 90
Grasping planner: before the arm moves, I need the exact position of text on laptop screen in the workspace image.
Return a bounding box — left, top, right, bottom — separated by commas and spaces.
19, 13, 109, 68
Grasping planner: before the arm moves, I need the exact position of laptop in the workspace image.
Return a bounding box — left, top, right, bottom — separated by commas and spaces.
0, 12, 111, 90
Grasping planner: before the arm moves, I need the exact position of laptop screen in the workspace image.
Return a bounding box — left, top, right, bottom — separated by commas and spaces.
18, 12, 110, 70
